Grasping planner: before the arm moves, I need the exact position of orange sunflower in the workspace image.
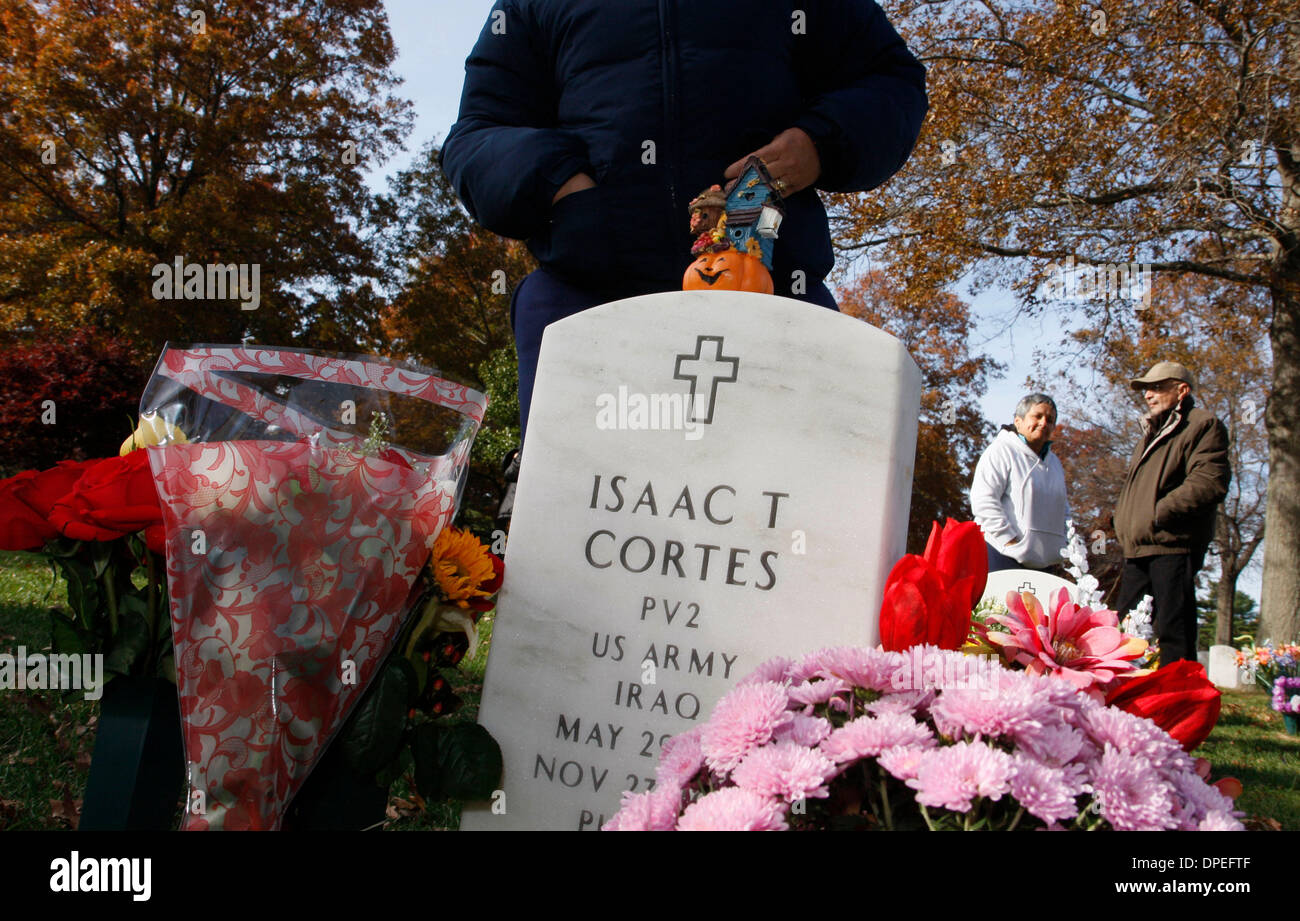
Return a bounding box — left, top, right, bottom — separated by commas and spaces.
429, 526, 496, 608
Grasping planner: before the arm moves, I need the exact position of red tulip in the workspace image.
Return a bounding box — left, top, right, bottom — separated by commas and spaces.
879, 519, 989, 652
879, 555, 968, 651
0, 460, 99, 550
1105, 660, 1222, 752
923, 518, 988, 613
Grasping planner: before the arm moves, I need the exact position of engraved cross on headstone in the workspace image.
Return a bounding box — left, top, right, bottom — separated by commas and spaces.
673, 335, 739, 424
1017, 581, 1036, 595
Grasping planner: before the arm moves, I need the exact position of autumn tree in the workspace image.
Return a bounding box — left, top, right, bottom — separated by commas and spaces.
0, 331, 147, 472
375, 141, 534, 388
832, 0, 1298, 642
839, 270, 1001, 553
0, 0, 410, 353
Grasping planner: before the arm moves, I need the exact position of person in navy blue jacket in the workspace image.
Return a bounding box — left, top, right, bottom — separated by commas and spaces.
442, 0, 927, 447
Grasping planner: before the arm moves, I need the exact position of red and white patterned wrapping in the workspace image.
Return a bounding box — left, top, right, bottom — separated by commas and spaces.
143, 347, 485, 830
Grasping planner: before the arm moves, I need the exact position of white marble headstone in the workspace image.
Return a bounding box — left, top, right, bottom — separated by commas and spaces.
979, 569, 1078, 610
461, 291, 920, 830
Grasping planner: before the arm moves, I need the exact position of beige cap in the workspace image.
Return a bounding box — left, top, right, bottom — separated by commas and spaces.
1130, 360, 1196, 392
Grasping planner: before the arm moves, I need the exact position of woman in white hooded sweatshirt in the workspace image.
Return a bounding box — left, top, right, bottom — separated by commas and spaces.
969, 394, 1070, 572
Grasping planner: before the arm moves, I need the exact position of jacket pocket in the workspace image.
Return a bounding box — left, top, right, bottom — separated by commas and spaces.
1133, 506, 1158, 546
1006, 529, 1067, 568
532, 186, 618, 286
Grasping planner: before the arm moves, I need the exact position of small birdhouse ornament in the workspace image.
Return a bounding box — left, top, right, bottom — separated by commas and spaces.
682, 156, 785, 294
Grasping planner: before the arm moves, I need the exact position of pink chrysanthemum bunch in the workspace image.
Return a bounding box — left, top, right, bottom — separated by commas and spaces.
605, 646, 1244, 832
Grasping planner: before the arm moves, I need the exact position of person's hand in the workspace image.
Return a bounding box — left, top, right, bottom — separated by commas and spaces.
724, 128, 821, 197
552, 172, 596, 205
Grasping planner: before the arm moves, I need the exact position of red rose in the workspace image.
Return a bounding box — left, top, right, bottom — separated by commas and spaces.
48, 451, 165, 553
1105, 660, 1222, 751
0, 460, 99, 550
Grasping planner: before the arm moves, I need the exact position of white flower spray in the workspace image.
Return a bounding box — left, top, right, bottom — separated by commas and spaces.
1121, 594, 1154, 642
1060, 520, 1103, 606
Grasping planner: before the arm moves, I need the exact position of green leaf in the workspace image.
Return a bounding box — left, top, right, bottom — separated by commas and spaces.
339, 657, 414, 778
55, 557, 100, 629
413, 722, 502, 801
49, 610, 90, 658
410, 722, 442, 800
118, 592, 148, 618
375, 746, 413, 792
44, 537, 85, 561
103, 606, 150, 677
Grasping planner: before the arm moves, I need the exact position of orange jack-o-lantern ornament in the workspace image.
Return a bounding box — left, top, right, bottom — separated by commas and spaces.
682, 247, 774, 294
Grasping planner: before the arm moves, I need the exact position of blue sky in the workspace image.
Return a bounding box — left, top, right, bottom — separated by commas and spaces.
378, 0, 493, 157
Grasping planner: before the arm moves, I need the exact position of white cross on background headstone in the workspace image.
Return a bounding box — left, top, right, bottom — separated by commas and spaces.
979, 570, 1079, 611
673, 335, 739, 424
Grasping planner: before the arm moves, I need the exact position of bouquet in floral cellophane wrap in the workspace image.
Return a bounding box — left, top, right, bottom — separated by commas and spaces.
139, 345, 485, 830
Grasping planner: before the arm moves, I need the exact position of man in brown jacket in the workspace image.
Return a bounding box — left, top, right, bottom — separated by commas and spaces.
1113, 361, 1231, 665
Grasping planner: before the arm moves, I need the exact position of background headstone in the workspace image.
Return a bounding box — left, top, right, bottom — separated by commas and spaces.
461, 291, 920, 830
979, 569, 1078, 610
1207, 645, 1240, 688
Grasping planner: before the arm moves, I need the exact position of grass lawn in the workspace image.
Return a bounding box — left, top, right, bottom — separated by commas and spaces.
2, 548, 1297, 830
0, 551, 97, 830
1198, 686, 1300, 830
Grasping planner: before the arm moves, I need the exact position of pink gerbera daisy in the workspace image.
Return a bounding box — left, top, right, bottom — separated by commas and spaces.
986, 588, 1147, 693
